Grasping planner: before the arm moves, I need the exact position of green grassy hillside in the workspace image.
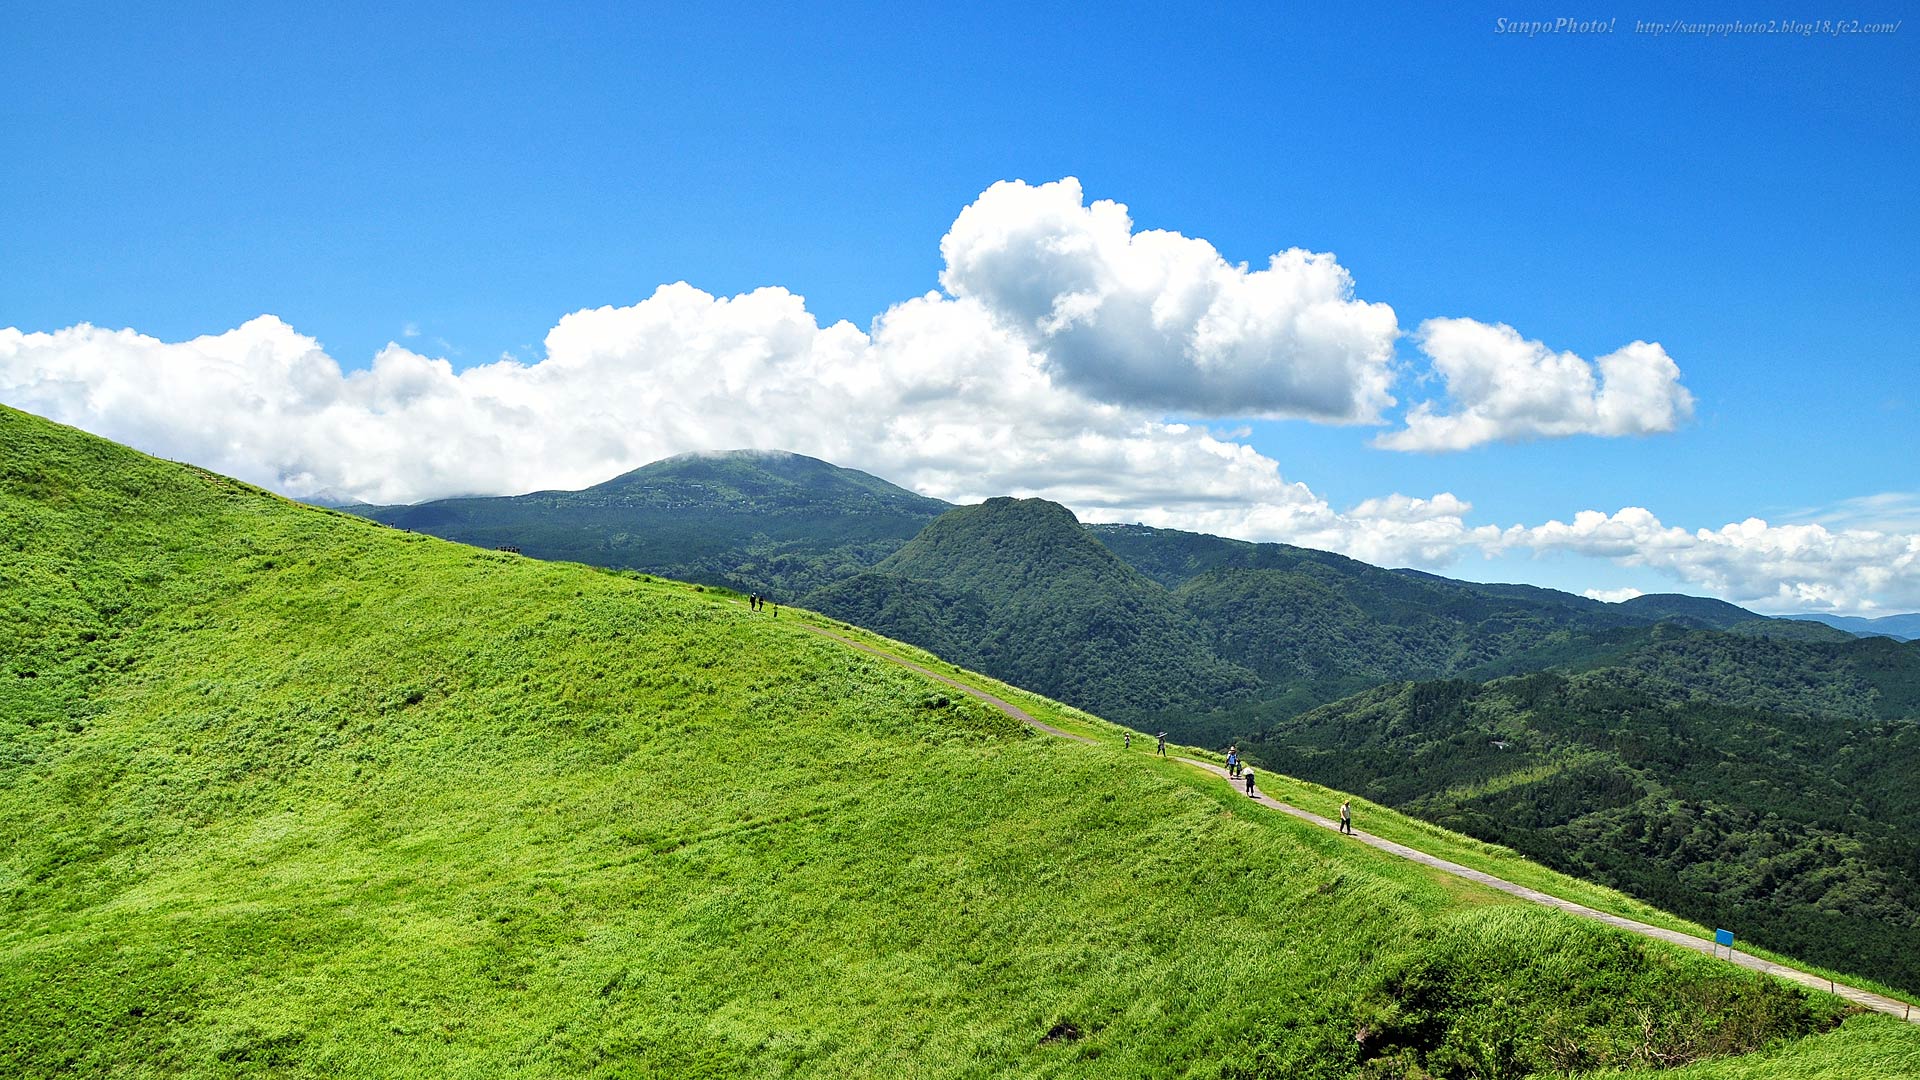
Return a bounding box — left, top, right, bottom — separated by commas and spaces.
4, 405, 1918, 1078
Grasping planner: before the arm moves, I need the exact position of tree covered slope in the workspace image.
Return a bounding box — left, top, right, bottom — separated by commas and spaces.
1087, 524, 1838, 736
1253, 629, 1920, 994
6, 403, 1915, 1078
806, 498, 1259, 723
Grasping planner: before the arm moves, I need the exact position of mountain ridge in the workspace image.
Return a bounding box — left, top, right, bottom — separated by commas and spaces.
347, 449, 1858, 741
1785, 611, 1920, 641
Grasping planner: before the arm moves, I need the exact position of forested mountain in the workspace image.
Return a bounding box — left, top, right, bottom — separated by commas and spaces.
799, 505, 1836, 736
1251, 630, 1920, 993
808, 499, 1260, 723
361, 450, 951, 596
1081, 523, 1849, 738
348, 452, 1853, 744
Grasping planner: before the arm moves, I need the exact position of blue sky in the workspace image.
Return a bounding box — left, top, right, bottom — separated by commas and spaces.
3, 3, 1915, 610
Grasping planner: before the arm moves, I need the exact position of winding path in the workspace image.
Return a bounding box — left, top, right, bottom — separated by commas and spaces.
793, 613, 1918, 1025
1181, 758, 1916, 1023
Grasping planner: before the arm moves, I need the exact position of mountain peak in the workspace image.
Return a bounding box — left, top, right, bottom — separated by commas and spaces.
1614, 592, 1760, 629
596, 448, 832, 487
586, 449, 947, 507
975, 495, 1083, 524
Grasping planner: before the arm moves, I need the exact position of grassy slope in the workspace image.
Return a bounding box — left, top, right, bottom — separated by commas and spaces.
1, 406, 1916, 1078
784, 620, 1920, 1011
1250, 662, 1920, 996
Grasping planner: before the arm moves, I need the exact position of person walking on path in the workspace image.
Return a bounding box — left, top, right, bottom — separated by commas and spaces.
1339, 799, 1353, 834
1244, 767, 1256, 797
1156, 732, 1167, 758
1124, 732, 1132, 750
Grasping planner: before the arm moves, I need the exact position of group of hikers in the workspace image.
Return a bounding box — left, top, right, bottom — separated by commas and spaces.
1225, 745, 1256, 797
748, 594, 777, 615
1129, 735, 1353, 831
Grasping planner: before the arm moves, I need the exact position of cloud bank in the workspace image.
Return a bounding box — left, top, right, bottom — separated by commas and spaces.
1376, 318, 1695, 451
1508, 510, 1920, 614
2, 177, 1908, 613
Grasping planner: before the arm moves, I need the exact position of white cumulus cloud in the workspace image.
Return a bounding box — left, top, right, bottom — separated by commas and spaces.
1377, 318, 1694, 451
939, 178, 1400, 422
1583, 587, 1645, 603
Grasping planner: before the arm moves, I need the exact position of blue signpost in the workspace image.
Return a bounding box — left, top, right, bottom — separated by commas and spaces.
1714, 928, 1734, 957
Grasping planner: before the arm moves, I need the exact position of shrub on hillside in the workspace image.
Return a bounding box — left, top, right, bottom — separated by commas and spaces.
1342, 909, 1840, 1079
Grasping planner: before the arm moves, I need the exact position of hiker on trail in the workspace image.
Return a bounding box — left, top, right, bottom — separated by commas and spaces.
1339, 799, 1353, 835
750, 594, 759, 611
1156, 732, 1167, 758
1227, 750, 1239, 778
1124, 732, 1132, 750
1244, 767, 1256, 797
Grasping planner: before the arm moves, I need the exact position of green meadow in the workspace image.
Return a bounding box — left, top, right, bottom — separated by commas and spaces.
3, 404, 1918, 1078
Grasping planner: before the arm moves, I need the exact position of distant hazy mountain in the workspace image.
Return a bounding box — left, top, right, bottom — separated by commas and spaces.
1783, 611, 1920, 641
361, 450, 952, 596
296, 492, 381, 511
